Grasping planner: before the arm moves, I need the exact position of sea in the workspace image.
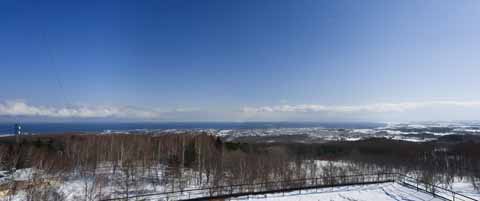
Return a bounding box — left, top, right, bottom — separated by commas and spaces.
0, 122, 385, 135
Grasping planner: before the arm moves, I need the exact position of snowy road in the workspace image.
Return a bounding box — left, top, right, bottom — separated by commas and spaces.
231, 183, 444, 201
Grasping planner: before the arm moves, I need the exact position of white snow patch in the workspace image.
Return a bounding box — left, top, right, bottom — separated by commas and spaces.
231, 183, 444, 201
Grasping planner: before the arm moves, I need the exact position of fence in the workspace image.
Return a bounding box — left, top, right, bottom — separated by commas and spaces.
101, 173, 396, 201
101, 173, 478, 201
396, 173, 477, 201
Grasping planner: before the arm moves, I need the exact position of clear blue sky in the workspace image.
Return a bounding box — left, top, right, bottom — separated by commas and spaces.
1, 0, 480, 122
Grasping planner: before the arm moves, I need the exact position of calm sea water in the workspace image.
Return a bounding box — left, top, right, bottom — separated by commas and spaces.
0, 122, 385, 135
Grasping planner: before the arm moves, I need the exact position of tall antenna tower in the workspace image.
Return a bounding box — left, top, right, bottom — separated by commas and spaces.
14, 124, 21, 143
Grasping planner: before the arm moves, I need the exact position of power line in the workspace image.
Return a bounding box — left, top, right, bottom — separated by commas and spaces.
42, 30, 70, 107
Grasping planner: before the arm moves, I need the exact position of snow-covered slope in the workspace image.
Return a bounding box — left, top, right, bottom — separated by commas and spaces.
232, 183, 445, 201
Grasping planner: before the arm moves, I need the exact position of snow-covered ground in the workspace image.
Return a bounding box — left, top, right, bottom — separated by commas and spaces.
449, 181, 480, 200
2, 162, 479, 201
3, 121, 479, 143
2, 169, 479, 201
91, 121, 480, 143
231, 183, 445, 201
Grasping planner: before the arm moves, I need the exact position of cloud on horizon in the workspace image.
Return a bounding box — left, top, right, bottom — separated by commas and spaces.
241, 101, 480, 114
2, 100, 480, 121
0, 100, 163, 119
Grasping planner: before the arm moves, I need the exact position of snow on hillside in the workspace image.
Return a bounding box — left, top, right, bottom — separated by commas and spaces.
451, 181, 480, 200
231, 183, 445, 201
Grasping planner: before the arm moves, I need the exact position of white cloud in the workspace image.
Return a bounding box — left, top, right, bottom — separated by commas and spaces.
0, 100, 161, 119
242, 101, 480, 114
3, 100, 480, 121
173, 107, 201, 113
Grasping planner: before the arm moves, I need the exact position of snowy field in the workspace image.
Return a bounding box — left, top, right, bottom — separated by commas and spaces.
452, 182, 480, 200
2, 167, 479, 201
231, 183, 447, 201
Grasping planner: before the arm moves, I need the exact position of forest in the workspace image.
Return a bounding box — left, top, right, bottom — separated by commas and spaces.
0, 133, 479, 200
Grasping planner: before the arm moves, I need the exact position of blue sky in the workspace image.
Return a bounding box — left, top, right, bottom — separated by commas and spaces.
1, 0, 480, 122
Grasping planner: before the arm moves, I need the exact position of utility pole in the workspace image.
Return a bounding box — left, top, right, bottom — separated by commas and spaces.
14, 124, 21, 143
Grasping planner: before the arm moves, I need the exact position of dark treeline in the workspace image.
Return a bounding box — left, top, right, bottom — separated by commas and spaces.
279, 138, 480, 174
0, 133, 479, 200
